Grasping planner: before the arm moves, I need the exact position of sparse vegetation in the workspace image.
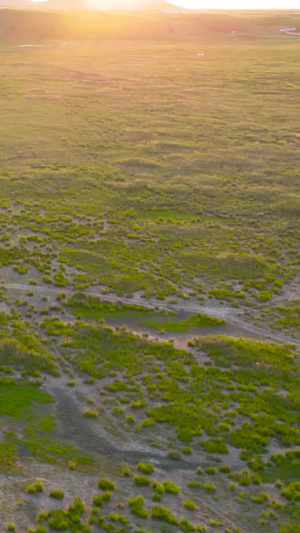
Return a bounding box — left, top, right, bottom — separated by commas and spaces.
0, 11, 299, 533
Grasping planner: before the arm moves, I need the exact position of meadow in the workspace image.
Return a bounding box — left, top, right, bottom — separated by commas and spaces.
0, 9, 299, 533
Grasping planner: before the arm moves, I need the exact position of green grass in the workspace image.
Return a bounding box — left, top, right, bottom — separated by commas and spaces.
0, 380, 52, 420
0, 32, 299, 305
259, 300, 300, 335
140, 313, 224, 332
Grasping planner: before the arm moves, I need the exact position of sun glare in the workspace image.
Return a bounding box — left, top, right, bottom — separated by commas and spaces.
30, 0, 300, 7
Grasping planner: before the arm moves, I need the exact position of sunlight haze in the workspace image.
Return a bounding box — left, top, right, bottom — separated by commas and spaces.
30, 0, 300, 8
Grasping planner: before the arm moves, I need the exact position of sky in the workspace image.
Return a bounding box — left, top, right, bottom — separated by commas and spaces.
31, 0, 300, 9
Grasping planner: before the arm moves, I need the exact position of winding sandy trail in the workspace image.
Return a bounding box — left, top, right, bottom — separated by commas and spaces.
4, 282, 299, 348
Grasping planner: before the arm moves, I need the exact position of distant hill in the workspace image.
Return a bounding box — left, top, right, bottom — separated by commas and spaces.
0, 0, 189, 9
0, 8, 300, 42
0, 0, 86, 7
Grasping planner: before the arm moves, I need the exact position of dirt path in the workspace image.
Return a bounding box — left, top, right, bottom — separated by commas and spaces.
270, 270, 300, 305
4, 282, 299, 349
47, 383, 211, 472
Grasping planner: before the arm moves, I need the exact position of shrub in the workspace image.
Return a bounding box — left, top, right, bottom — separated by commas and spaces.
184, 500, 196, 510
134, 476, 151, 485
49, 489, 65, 500
82, 408, 98, 418
151, 505, 178, 525
188, 481, 200, 488
36, 526, 47, 533
281, 482, 300, 502
182, 446, 192, 454
163, 481, 180, 495
200, 439, 228, 454
177, 428, 194, 443
141, 418, 155, 428
68, 497, 85, 515
109, 513, 127, 523
153, 481, 165, 494
230, 469, 261, 486
152, 492, 162, 502
168, 451, 181, 460
138, 462, 154, 474
36, 511, 48, 523
6, 524, 16, 532
205, 467, 217, 475
98, 479, 115, 491
93, 493, 111, 507
251, 493, 268, 504
219, 465, 230, 473
179, 519, 196, 532
26, 481, 44, 494
128, 496, 149, 519
203, 483, 216, 491
48, 509, 69, 531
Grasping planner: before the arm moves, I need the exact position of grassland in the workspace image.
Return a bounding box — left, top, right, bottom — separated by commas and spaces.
0, 9, 299, 533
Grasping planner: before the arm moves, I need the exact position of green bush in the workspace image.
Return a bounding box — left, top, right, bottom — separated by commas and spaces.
93, 493, 111, 507
140, 418, 155, 428
109, 513, 127, 523
137, 462, 154, 474
26, 481, 44, 494
151, 505, 178, 525
177, 428, 194, 443
128, 496, 148, 518
251, 493, 268, 504
203, 483, 216, 491
184, 500, 196, 510
179, 519, 196, 532
205, 467, 217, 475
98, 479, 115, 491
200, 439, 228, 454
123, 466, 130, 477
134, 475, 151, 485
188, 480, 200, 488
49, 489, 65, 500
281, 482, 300, 502
153, 481, 165, 495
48, 510, 69, 531
219, 465, 230, 473
82, 408, 98, 418
163, 481, 180, 494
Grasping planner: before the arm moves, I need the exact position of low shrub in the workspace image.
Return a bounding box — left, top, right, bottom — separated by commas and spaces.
49, 489, 65, 500
251, 493, 268, 504
82, 408, 98, 418
205, 467, 217, 475
184, 500, 196, 510
179, 519, 196, 532
98, 479, 115, 491
163, 481, 180, 494
153, 481, 165, 494
134, 476, 151, 485
26, 481, 43, 494
188, 481, 200, 488
128, 496, 149, 518
151, 505, 178, 525
138, 462, 154, 475
203, 483, 216, 491
93, 493, 111, 507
